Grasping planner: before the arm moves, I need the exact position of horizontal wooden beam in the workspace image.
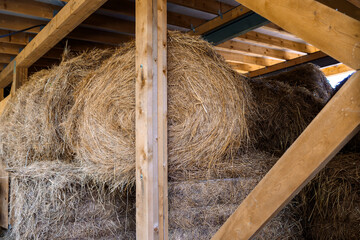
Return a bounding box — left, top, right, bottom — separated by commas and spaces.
247, 51, 327, 77
228, 62, 264, 71
212, 70, 360, 239
236, 0, 360, 70
0, 0, 108, 88
237, 31, 318, 53
169, 0, 234, 15
321, 63, 354, 76
216, 40, 304, 60
218, 50, 283, 66
0, 14, 132, 45
190, 5, 252, 36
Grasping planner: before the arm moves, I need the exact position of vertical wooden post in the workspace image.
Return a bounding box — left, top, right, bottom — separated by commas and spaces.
0, 89, 3, 101
0, 167, 8, 229
135, 0, 168, 239
11, 62, 28, 96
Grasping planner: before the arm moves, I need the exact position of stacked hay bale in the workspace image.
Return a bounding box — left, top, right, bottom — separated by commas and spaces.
246, 63, 359, 240
1, 32, 303, 239
299, 153, 360, 240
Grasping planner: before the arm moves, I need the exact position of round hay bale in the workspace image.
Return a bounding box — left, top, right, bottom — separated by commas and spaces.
63, 31, 250, 187
0, 49, 115, 168
299, 153, 360, 240
257, 63, 333, 103
247, 78, 325, 155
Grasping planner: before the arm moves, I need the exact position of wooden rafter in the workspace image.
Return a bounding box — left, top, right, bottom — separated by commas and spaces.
228, 62, 263, 72
321, 63, 354, 76
235, 0, 360, 70
247, 51, 327, 77
189, 5, 251, 35
236, 31, 318, 53
135, 0, 168, 239
213, 71, 360, 239
0, 0, 108, 88
216, 40, 304, 60
218, 50, 283, 66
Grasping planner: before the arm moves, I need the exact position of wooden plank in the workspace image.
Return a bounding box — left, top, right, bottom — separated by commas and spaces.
237, 31, 318, 53
0, 88, 3, 101
157, 1, 168, 238
169, 0, 234, 14
216, 40, 304, 60
247, 51, 327, 77
0, 0, 108, 88
235, 0, 360, 70
135, 0, 168, 239
229, 62, 264, 72
212, 71, 360, 240
11, 65, 27, 96
347, 0, 360, 8
0, 95, 10, 229
316, 0, 360, 21
321, 63, 354, 76
218, 50, 283, 66
190, 5, 251, 35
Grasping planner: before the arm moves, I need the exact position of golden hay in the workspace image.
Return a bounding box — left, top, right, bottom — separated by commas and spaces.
7, 152, 303, 240
299, 153, 360, 240
257, 63, 333, 103
0, 49, 115, 168
247, 78, 326, 155
8, 161, 136, 240
62, 31, 251, 187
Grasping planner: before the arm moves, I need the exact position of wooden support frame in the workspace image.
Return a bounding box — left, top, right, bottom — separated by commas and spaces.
321, 63, 354, 76
212, 0, 360, 238
0, 0, 109, 88
213, 71, 360, 239
234, 0, 360, 70
135, 0, 168, 239
10, 63, 28, 96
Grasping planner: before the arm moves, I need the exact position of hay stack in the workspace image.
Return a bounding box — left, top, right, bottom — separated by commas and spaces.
0, 49, 115, 168
257, 63, 333, 103
247, 78, 326, 155
299, 153, 360, 240
8, 162, 136, 240
62, 31, 251, 187
7, 152, 303, 240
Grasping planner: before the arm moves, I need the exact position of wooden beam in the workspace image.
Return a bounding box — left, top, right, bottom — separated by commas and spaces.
247, 51, 327, 77
0, 88, 3, 101
0, 14, 132, 45
212, 71, 360, 240
236, 0, 360, 70
218, 50, 283, 66
169, 0, 234, 14
190, 5, 251, 35
229, 62, 264, 72
0, 0, 108, 88
316, 0, 360, 21
321, 63, 354, 76
11, 65, 27, 96
135, 0, 168, 239
237, 31, 318, 53
0, 94, 9, 229
347, 0, 360, 8
216, 40, 304, 60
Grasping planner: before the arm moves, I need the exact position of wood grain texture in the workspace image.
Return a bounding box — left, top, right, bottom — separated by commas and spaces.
0, 0, 108, 88
321, 63, 354, 76
135, 0, 168, 239
212, 71, 360, 239
236, 0, 360, 70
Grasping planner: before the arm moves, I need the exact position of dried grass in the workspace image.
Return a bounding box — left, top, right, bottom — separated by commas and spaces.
247, 78, 326, 155
257, 63, 333, 103
62, 31, 251, 187
299, 153, 360, 240
0, 49, 115, 168
8, 161, 136, 240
